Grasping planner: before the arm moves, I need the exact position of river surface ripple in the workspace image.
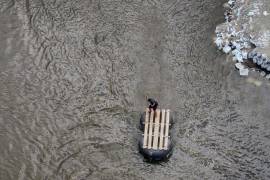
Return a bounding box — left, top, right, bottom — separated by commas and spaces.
1, 0, 270, 179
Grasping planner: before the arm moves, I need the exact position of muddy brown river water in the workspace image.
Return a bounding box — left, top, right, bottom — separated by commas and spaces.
1, 0, 270, 179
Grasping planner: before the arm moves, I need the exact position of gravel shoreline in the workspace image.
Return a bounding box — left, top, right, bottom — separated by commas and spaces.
215, 0, 270, 77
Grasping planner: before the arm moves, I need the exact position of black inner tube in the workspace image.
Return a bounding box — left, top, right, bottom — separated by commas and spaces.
138, 135, 173, 161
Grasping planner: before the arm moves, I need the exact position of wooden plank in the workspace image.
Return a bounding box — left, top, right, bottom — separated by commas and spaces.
143, 108, 149, 148
152, 109, 160, 149
147, 110, 154, 148
164, 109, 170, 150
159, 109, 166, 149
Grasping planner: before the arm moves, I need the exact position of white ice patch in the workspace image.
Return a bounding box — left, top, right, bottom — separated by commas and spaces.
248, 11, 255, 16
235, 63, 245, 70
228, 0, 235, 6
223, 46, 231, 53
215, 38, 223, 49
263, 11, 269, 16
239, 68, 249, 76
232, 49, 243, 62
242, 51, 248, 59
253, 31, 270, 47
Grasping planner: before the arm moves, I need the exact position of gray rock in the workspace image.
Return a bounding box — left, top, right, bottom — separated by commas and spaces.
257, 53, 262, 58
248, 51, 255, 59
261, 62, 267, 69
266, 74, 270, 79
267, 65, 270, 71
260, 71, 266, 77
257, 57, 263, 65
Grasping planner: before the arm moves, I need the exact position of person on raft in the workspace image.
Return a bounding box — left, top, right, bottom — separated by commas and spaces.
147, 98, 158, 112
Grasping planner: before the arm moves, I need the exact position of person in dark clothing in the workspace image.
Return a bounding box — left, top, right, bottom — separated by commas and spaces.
147, 98, 158, 112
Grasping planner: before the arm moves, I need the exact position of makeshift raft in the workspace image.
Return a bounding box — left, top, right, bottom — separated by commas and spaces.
138, 108, 173, 161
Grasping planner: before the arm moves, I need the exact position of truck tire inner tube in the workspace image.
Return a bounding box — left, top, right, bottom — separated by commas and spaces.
138, 136, 173, 161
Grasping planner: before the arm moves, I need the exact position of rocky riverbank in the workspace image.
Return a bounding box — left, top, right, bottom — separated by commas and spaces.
215, 0, 270, 77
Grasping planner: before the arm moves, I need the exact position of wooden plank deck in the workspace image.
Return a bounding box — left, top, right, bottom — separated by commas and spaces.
159, 109, 165, 149
147, 110, 154, 148
152, 109, 160, 149
143, 109, 149, 148
164, 109, 170, 150
143, 108, 170, 150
